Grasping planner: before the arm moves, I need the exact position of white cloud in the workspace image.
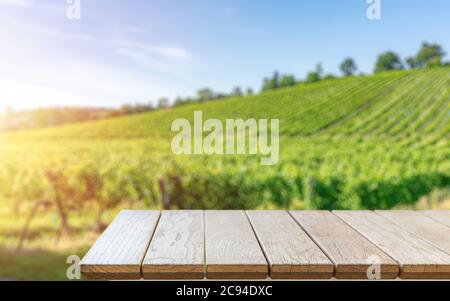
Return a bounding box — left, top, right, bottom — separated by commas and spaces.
0, 59, 178, 110
112, 40, 201, 84
0, 0, 62, 12
114, 47, 189, 78
0, 6, 202, 110
0, 11, 93, 41
113, 40, 191, 61
0, 0, 32, 8
0, 79, 87, 109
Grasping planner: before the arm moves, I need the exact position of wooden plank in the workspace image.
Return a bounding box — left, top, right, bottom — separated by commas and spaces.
335, 210, 450, 279
247, 210, 333, 279
80, 210, 160, 279
290, 211, 398, 279
421, 211, 450, 228
377, 211, 450, 255
142, 210, 204, 279
205, 210, 268, 279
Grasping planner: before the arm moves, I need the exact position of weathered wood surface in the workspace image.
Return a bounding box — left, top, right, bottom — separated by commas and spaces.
142, 210, 204, 279
377, 210, 450, 255
247, 210, 333, 279
81, 210, 450, 280
80, 210, 160, 279
421, 211, 450, 228
291, 211, 399, 279
205, 210, 268, 279
335, 210, 450, 279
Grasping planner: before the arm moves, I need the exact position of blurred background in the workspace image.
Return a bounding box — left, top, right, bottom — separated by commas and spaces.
0, 0, 449, 280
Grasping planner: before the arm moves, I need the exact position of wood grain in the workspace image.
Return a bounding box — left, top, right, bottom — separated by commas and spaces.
290, 211, 398, 279
246, 210, 333, 279
335, 210, 450, 279
142, 210, 204, 279
421, 211, 450, 228
205, 210, 268, 279
377, 210, 450, 255
80, 210, 160, 279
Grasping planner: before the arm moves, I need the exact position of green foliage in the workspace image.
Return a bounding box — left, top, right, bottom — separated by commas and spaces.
315, 63, 323, 78
197, 88, 215, 102
406, 57, 418, 69
261, 71, 280, 91
323, 74, 337, 80
305, 71, 320, 83
305, 63, 324, 83
406, 42, 446, 69
416, 42, 446, 67
1, 67, 449, 220
262, 72, 297, 90
232, 86, 243, 97
279, 75, 296, 88
157, 97, 170, 108
340, 58, 358, 76
375, 51, 403, 73
0, 107, 121, 132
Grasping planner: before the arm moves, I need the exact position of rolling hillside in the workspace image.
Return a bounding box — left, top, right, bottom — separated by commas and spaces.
3, 68, 449, 140
0, 67, 449, 212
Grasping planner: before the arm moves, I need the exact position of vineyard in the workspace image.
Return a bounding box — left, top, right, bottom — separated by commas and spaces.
0, 67, 449, 268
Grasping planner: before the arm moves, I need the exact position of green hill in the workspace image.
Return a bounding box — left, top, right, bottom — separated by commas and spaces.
1, 67, 449, 212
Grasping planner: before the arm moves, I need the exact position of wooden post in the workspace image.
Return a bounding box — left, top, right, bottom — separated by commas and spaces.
45, 170, 72, 234
17, 199, 51, 252
158, 178, 171, 210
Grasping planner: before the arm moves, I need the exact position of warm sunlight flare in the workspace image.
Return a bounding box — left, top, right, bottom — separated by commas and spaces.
0, 0, 449, 285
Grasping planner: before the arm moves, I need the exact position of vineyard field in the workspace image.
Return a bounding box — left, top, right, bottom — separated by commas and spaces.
0, 67, 449, 230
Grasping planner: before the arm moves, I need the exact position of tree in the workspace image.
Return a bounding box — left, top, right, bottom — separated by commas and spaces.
232, 86, 243, 97
157, 97, 170, 108
214, 92, 227, 99
174, 97, 188, 106
246, 87, 254, 96
374, 51, 403, 73
132, 102, 153, 113
197, 88, 214, 102
262, 78, 271, 91
272, 71, 280, 88
340, 58, 358, 76
279, 75, 296, 88
305, 63, 323, 83
416, 42, 446, 67
406, 57, 418, 69
305, 71, 320, 83
323, 74, 337, 80
261, 71, 280, 91
315, 63, 323, 79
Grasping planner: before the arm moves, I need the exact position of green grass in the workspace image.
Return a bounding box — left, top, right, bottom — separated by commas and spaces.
0, 67, 449, 279
0, 248, 87, 281
0, 205, 122, 280
1, 69, 419, 139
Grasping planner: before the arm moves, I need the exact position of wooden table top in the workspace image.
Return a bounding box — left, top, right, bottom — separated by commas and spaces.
80, 210, 450, 280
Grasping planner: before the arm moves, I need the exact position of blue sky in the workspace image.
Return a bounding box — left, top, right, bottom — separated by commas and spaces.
0, 0, 449, 110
